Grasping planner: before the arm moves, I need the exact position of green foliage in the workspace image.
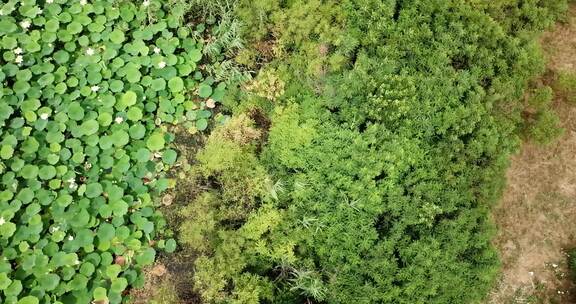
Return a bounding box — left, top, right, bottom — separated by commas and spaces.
0, 0, 235, 302
179, 116, 283, 302
554, 71, 576, 103
525, 109, 564, 145
178, 0, 569, 304
148, 277, 180, 304
523, 86, 564, 145
569, 249, 576, 282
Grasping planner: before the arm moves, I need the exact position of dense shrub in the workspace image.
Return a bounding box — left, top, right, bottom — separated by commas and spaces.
179, 0, 569, 303
570, 249, 576, 280
554, 71, 576, 103
0, 0, 231, 303
522, 86, 564, 145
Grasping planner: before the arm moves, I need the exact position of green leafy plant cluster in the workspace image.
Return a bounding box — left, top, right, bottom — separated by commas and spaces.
554, 71, 576, 104
523, 86, 564, 145
569, 249, 576, 283
0, 0, 232, 303
178, 0, 570, 303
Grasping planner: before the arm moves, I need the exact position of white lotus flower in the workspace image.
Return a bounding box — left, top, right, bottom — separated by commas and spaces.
80, 0, 87, 5
13, 47, 22, 55
15, 55, 23, 64
46, 0, 53, 3
86, 48, 95, 56
20, 20, 31, 29
90, 85, 100, 92
157, 61, 166, 68
143, 0, 150, 6
0, 217, 5, 225
40, 113, 49, 120
67, 235, 74, 241
115, 116, 124, 124
74, 260, 80, 265
153, 47, 161, 54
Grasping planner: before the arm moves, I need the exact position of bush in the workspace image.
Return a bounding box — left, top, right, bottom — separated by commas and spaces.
178, 1, 568, 303
181, 0, 564, 304
0, 0, 231, 303
569, 249, 576, 279
525, 109, 565, 145
554, 71, 576, 103
522, 86, 564, 145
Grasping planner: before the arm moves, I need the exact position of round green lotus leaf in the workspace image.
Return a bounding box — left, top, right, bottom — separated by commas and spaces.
80, 263, 95, 277
20, 164, 39, 179
38, 273, 60, 291
195, 118, 208, 131
98, 112, 113, 126
110, 277, 128, 294
13, 81, 31, 95
162, 149, 177, 164
1, 145, 14, 159
117, 91, 137, 111
80, 119, 99, 136
99, 154, 114, 169
37, 73, 55, 87
127, 107, 143, 121
146, 132, 165, 151
85, 183, 103, 198
109, 29, 125, 44
0, 272, 12, 290
86, 71, 102, 84
111, 130, 129, 147
48, 179, 61, 189
67, 103, 85, 121
68, 274, 89, 291
93, 287, 108, 301
5, 279, 22, 297
135, 148, 150, 162
125, 67, 142, 83
164, 238, 177, 253
198, 83, 212, 98
21, 99, 41, 112
17, 296, 39, 304
135, 248, 156, 266
177, 63, 194, 76
167, 77, 184, 92
111, 200, 128, 217
150, 78, 166, 91
67, 21, 83, 34
129, 124, 146, 139
0, 222, 17, 239
53, 50, 70, 64
109, 80, 124, 92
189, 49, 202, 62
97, 223, 115, 242
39, 166, 57, 180
17, 188, 35, 204
44, 18, 59, 32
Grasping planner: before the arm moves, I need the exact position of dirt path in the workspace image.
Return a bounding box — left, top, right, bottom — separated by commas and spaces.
488, 6, 576, 304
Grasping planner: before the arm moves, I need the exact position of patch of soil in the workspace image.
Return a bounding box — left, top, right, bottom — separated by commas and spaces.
488, 5, 576, 303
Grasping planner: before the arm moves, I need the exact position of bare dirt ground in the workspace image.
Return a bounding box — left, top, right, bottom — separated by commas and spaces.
488, 6, 576, 304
